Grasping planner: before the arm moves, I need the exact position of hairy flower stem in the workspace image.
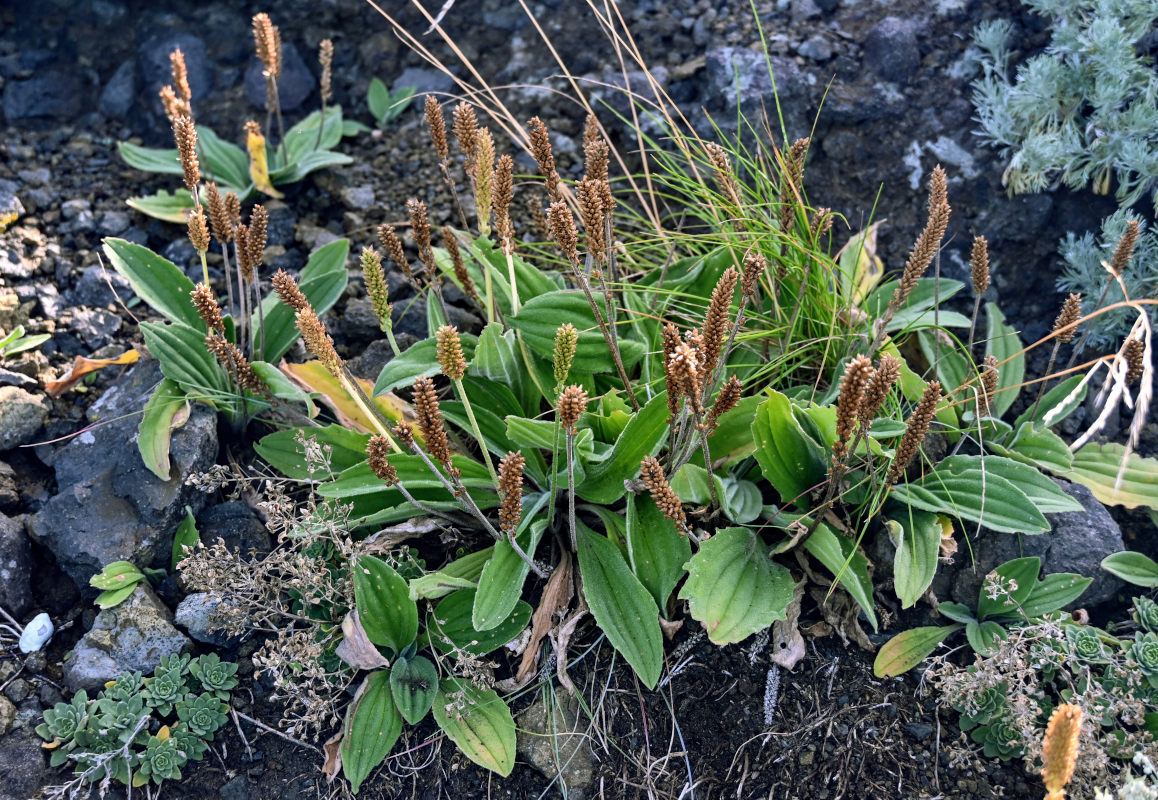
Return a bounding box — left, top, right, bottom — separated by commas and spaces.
697, 424, 720, 510
440, 163, 471, 233
570, 264, 638, 411
566, 430, 578, 551
1028, 339, 1063, 421
453, 376, 497, 486
967, 293, 983, 355
233, 254, 249, 357
339, 367, 400, 450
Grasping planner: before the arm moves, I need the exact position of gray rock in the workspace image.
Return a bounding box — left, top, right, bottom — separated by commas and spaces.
245, 41, 315, 113
175, 593, 242, 647
0, 368, 36, 389
0, 513, 32, 618
348, 338, 395, 382
96, 210, 133, 237
68, 265, 132, 309
195, 500, 270, 556
99, 58, 137, 119
517, 693, 595, 798
340, 184, 376, 211
0, 226, 47, 279
391, 67, 457, 98
63, 583, 192, 693
0, 387, 47, 450
1, 69, 85, 120
949, 480, 1124, 609
0, 696, 14, 736
35, 283, 64, 320
797, 35, 833, 62
702, 48, 810, 136
0, 730, 44, 800
0, 180, 23, 224
27, 361, 218, 589
138, 32, 213, 108
264, 202, 295, 247
0, 461, 17, 512
863, 17, 921, 84
70, 307, 122, 349
60, 198, 91, 221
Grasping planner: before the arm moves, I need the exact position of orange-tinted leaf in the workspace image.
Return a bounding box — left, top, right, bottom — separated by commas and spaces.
45, 350, 140, 397
280, 360, 410, 434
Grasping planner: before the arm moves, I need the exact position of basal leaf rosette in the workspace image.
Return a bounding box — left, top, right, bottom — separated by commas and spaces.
1134, 596, 1158, 633
1129, 632, 1158, 688
177, 693, 229, 739
1066, 626, 1109, 664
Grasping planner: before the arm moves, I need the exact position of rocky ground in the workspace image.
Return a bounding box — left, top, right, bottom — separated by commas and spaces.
0, 0, 1154, 798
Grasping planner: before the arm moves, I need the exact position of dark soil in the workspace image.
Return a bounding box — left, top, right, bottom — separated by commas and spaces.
1, 0, 1153, 798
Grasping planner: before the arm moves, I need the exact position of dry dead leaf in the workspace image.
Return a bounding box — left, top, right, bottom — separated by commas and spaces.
548, 573, 587, 696
321, 731, 343, 783
361, 517, 443, 552
808, 586, 875, 652
771, 581, 806, 671
514, 550, 573, 687
45, 349, 139, 397
659, 617, 684, 640
335, 610, 390, 670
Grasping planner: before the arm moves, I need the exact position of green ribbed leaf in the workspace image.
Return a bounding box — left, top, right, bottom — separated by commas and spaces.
433, 678, 515, 776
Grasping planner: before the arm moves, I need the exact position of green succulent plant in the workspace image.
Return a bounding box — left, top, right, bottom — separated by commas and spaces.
189, 653, 239, 700
1134, 597, 1158, 633
1068, 625, 1110, 663
176, 693, 229, 739
144, 654, 193, 714
136, 731, 187, 785
35, 691, 91, 766
103, 671, 147, 702
1130, 632, 1158, 688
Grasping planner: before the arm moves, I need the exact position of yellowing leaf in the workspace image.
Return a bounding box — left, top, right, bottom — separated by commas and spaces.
280, 360, 409, 433
836, 220, 886, 307
157, 725, 171, 741
247, 127, 284, 199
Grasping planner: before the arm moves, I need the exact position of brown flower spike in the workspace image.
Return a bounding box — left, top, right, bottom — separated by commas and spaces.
413, 376, 450, 464
548, 201, 580, 267
558, 385, 588, 434
172, 116, 200, 196
205, 183, 232, 245
706, 375, 742, 432
640, 456, 688, 534
272, 269, 308, 312
318, 39, 333, 106
498, 451, 526, 534
1109, 220, 1140, 277
980, 354, 999, 415
187, 207, 209, 253
1053, 293, 1083, 344
888, 381, 942, 484
296, 308, 343, 379
527, 116, 561, 202
367, 435, 398, 486
700, 266, 739, 381
170, 49, 192, 105
889, 166, 950, 312
1124, 337, 1145, 385
970, 235, 990, 296
425, 96, 448, 162
377, 224, 415, 286
436, 325, 467, 381
859, 354, 900, 426
190, 283, 224, 333
832, 355, 873, 464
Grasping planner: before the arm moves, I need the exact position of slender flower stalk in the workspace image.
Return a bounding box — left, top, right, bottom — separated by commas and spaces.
315, 38, 333, 150
438, 325, 496, 485
443, 227, 480, 309
367, 435, 458, 524
1030, 292, 1083, 417
558, 385, 588, 550
252, 12, 285, 158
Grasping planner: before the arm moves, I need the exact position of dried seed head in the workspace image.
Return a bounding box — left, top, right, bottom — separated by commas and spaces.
297, 307, 343, 379
191, 283, 224, 333
452, 103, 478, 172
407, 198, 434, 272
425, 95, 449, 162
661, 322, 683, 419
436, 325, 467, 381
527, 116, 561, 203
159, 85, 189, 121
170, 49, 192, 104
498, 451, 526, 534
980, 354, 999, 415
705, 142, 741, 207
859, 354, 900, 425
247, 204, 268, 274
1041, 704, 1082, 800
187, 206, 210, 252
205, 334, 266, 394
172, 115, 200, 196
577, 177, 607, 264
473, 127, 495, 233
888, 381, 942, 484
583, 115, 609, 186
890, 166, 950, 311
558, 384, 588, 434
700, 266, 739, 381
377, 223, 415, 286
272, 269, 309, 312
413, 375, 451, 464
809, 207, 833, 240
553, 323, 578, 386
706, 375, 742, 432
253, 13, 282, 79
1109, 219, 1140, 277
318, 39, 334, 105
832, 355, 873, 464
548, 201, 580, 267
367, 435, 398, 486
205, 183, 232, 245
493, 154, 515, 254
235, 224, 253, 282
970, 235, 990, 296
393, 421, 414, 448
442, 227, 479, 305
1053, 293, 1083, 344
668, 341, 703, 415
741, 251, 765, 300
361, 247, 392, 330
224, 191, 241, 230
1124, 337, 1145, 385
640, 456, 688, 533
